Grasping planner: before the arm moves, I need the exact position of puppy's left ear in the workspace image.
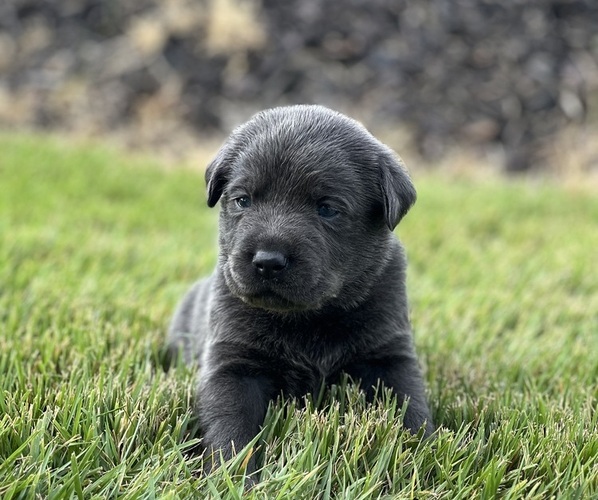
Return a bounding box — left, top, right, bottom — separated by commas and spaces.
378, 148, 417, 230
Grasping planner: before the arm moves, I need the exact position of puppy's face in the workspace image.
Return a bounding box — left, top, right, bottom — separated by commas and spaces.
205, 106, 416, 313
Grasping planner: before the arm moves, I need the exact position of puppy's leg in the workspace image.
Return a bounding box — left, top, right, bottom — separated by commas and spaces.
343, 354, 434, 437
198, 348, 276, 474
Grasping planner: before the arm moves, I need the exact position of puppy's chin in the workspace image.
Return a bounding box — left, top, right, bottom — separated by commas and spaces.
240, 291, 315, 313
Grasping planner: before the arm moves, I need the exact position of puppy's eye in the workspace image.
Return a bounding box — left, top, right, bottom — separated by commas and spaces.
235, 196, 252, 209
317, 203, 339, 219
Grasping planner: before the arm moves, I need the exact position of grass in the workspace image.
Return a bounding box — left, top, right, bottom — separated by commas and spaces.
1, 133, 597, 499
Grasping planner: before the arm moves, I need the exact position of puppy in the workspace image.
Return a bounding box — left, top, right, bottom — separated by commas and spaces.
167, 105, 433, 473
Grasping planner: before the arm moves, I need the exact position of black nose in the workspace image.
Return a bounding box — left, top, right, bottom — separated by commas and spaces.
252, 250, 288, 279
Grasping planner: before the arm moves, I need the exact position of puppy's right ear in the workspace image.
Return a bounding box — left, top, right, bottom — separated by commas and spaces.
205, 145, 234, 207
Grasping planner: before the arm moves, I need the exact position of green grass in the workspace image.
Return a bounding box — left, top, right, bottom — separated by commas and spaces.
1, 133, 597, 499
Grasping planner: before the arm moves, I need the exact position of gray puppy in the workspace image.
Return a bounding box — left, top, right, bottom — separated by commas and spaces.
167, 105, 433, 472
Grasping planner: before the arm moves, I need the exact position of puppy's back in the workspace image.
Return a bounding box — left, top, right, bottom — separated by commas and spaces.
166, 277, 213, 366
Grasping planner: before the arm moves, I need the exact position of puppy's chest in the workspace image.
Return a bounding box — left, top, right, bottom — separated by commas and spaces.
266, 320, 361, 377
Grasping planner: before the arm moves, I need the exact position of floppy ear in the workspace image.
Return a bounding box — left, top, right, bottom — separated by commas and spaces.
378, 148, 417, 230
205, 143, 235, 207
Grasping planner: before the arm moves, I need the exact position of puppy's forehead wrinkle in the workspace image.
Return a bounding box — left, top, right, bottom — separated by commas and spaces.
236, 109, 375, 164
250, 105, 371, 143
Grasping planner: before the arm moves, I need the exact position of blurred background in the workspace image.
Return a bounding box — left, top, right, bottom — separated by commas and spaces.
1, 0, 597, 178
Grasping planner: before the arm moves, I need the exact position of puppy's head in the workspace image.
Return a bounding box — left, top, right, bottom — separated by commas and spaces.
205, 105, 416, 313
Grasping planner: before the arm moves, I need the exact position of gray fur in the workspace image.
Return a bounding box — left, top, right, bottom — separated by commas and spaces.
166, 105, 433, 473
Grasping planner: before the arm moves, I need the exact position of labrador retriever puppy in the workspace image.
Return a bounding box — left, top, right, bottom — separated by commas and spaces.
167, 105, 433, 473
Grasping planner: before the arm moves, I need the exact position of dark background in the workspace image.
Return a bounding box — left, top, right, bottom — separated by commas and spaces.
1, 0, 597, 173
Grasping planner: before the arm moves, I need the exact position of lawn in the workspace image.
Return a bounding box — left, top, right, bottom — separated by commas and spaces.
1, 134, 596, 499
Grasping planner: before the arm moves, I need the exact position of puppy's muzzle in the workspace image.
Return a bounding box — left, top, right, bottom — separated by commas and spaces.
252, 250, 289, 279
